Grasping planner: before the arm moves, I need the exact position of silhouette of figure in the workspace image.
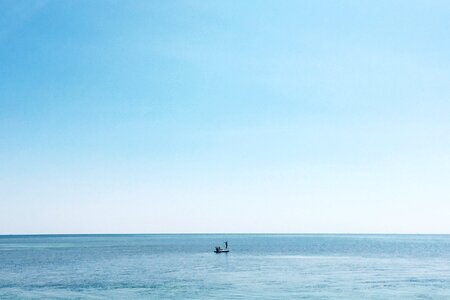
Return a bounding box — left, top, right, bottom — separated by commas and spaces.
225, 241, 228, 248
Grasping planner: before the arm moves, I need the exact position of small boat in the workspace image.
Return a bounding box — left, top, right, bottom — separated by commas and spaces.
214, 246, 229, 253
214, 241, 230, 253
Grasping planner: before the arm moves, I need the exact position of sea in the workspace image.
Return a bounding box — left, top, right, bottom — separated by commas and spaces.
1, 234, 450, 299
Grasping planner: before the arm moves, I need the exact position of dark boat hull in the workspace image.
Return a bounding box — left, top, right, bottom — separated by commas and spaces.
214, 249, 229, 253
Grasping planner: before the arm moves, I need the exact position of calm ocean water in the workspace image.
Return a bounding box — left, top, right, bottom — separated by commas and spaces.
1, 234, 450, 299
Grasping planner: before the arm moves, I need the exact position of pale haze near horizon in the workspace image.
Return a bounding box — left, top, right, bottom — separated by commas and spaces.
1, 0, 449, 234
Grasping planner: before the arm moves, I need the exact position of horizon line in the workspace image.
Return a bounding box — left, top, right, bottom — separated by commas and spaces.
1, 232, 450, 236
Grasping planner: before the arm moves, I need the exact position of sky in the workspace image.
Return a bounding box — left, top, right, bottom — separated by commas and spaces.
0, 0, 449, 234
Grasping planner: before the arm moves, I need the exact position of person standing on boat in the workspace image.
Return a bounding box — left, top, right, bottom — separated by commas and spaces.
225, 241, 228, 249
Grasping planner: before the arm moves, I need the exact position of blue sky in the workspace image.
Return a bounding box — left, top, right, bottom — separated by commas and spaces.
1, 0, 449, 234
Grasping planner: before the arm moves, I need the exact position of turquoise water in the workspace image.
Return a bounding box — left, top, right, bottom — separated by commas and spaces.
1, 234, 450, 299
